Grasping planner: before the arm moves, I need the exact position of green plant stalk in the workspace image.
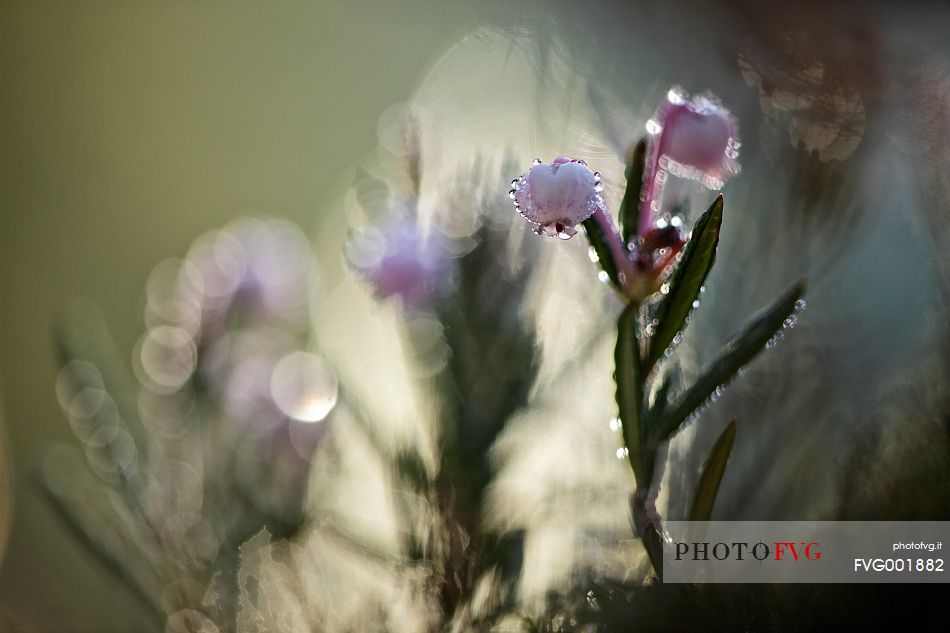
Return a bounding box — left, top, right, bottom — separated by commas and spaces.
585, 193, 805, 580
611, 293, 663, 575
615, 304, 644, 485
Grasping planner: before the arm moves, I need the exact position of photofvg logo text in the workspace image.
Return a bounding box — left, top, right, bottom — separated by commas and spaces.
662, 521, 949, 583
674, 541, 822, 562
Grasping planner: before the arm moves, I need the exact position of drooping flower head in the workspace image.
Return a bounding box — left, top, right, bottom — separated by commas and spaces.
639, 87, 740, 235
508, 89, 740, 303
509, 156, 605, 239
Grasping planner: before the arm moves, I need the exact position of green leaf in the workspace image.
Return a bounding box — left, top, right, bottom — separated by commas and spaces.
642, 523, 664, 580
615, 303, 644, 483
651, 279, 806, 444
646, 195, 724, 372
582, 216, 621, 289
40, 474, 164, 621
689, 420, 737, 521
619, 138, 647, 245
649, 374, 674, 423
54, 299, 145, 445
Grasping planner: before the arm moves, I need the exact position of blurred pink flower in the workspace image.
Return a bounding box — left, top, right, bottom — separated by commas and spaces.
509, 156, 605, 239
639, 88, 740, 235
162, 218, 313, 342
346, 206, 455, 308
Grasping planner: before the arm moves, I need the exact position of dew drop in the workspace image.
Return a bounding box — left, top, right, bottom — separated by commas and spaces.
533, 157, 543, 165
609, 418, 622, 432
725, 137, 741, 160
508, 189, 517, 199
588, 246, 600, 263
692, 299, 701, 309
660, 282, 671, 295
646, 119, 662, 135
586, 590, 599, 608
616, 447, 629, 460
765, 330, 785, 349
667, 87, 687, 104
597, 270, 611, 284
643, 323, 655, 337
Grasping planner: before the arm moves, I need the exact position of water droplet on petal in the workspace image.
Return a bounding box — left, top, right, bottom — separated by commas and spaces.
667, 86, 687, 104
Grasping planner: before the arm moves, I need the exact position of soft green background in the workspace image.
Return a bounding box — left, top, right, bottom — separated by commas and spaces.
0, 1, 488, 628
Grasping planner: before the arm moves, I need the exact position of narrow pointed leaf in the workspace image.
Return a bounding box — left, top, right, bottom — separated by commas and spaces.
642, 523, 664, 580
646, 195, 723, 371
689, 420, 737, 521
615, 303, 644, 483
652, 280, 806, 444
650, 374, 674, 422
582, 216, 621, 288
619, 138, 647, 244
40, 477, 164, 620
54, 300, 145, 446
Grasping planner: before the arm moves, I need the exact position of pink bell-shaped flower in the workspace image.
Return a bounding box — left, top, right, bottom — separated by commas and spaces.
639, 88, 740, 235
509, 156, 605, 239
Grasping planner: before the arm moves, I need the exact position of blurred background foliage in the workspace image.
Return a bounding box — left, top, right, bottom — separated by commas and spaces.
2, 0, 950, 631
0, 1, 496, 628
